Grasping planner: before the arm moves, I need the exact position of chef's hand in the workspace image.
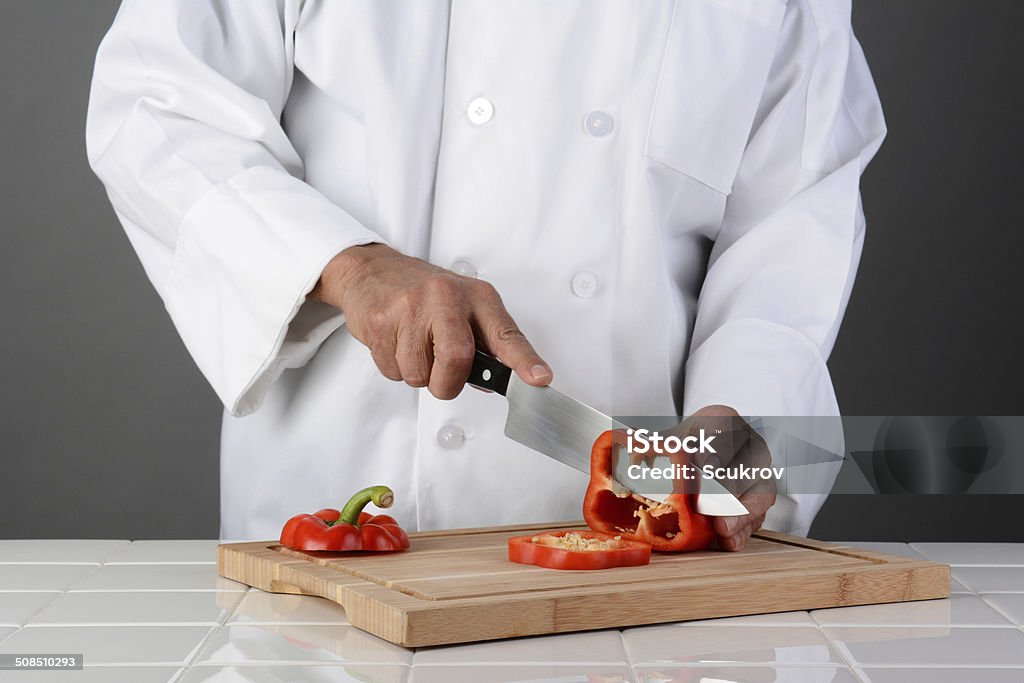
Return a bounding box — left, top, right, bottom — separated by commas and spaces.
675, 405, 777, 552
311, 243, 553, 399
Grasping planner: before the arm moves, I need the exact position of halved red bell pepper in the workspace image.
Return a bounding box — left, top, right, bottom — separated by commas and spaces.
508, 529, 651, 570
280, 485, 410, 552
583, 430, 714, 552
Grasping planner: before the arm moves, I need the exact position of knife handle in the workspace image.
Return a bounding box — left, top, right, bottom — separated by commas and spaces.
467, 350, 513, 396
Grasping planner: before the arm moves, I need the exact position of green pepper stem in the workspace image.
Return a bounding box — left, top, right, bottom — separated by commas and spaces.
338, 485, 395, 526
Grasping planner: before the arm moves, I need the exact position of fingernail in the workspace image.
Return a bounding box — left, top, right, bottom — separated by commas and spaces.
530, 364, 552, 381
723, 516, 741, 534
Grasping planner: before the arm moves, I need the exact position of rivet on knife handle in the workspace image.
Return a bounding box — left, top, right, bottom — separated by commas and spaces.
468, 350, 513, 396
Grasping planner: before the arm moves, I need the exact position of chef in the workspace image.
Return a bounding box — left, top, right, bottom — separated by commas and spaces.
86, 0, 885, 547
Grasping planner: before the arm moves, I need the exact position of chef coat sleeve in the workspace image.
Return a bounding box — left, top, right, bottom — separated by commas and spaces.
85, 0, 381, 416
681, 0, 886, 533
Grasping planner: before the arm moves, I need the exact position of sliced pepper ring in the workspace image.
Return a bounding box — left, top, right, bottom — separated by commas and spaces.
508, 529, 651, 570
583, 430, 715, 552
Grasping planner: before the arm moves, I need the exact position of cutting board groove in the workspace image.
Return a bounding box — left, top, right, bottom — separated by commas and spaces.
218, 521, 950, 647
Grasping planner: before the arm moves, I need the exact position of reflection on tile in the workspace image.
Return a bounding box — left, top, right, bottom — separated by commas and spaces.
912, 543, 1024, 566
194, 624, 411, 665
980, 593, 1024, 626
633, 666, 861, 682
834, 542, 926, 560
228, 589, 349, 625
1, 667, 181, 682
409, 665, 632, 682
811, 595, 1011, 627
0, 540, 129, 564
413, 631, 626, 665
951, 567, 1024, 593
823, 626, 1024, 667
181, 664, 408, 683
0, 592, 59, 626
0, 625, 212, 664
0, 565, 96, 591
68, 564, 247, 592
104, 540, 219, 564
623, 625, 841, 666
859, 668, 1024, 683
29, 590, 243, 626
688, 611, 816, 627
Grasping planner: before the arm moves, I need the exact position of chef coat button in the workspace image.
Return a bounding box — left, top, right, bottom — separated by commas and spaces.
467, 97, 494, 126
584, 110, 614, 137
451, 259, 478, 278
571, 271, 599, 298
437, 424, 466, 450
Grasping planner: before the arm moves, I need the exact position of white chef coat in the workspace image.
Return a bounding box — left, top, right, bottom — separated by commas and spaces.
86, 0, 885, 540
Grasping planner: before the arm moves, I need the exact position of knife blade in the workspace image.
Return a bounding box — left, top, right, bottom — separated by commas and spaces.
467, 350, 747, 517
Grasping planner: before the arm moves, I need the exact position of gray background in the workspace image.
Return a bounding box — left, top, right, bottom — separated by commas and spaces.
1, 1, 1020, 540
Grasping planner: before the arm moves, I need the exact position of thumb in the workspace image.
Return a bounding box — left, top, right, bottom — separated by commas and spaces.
474, 301, 552, 387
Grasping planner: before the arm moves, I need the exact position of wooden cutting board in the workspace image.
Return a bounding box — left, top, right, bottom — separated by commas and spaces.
218, 521, 950, 647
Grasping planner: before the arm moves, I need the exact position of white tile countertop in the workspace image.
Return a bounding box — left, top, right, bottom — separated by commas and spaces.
0, 540, 1022, 682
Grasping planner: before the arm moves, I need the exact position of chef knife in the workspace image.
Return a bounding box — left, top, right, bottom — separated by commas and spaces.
467, 350, 747, 517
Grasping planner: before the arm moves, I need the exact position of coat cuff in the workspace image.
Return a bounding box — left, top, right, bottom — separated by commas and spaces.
164, 165, 380, 415
682, 318, 844, 535
682, 318, 838, 419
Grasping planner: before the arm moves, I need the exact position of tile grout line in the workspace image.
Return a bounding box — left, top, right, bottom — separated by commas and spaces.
850, 667, 872, 683
10, 591, 64, 630
65, 589, 249, 593
0, 626, 18, 647
412, 661, 650, 668
176, 622, 227, 673
856, 664, 1024, 669
177, 587, 254, 671
217, 587, 250, 627
614, 626, 630, 667
0, 540, 132, 567
626, 662, 857, 670
974, 593, 1024, 626
96, 540, 134, 565
617, 628, 630, 668
185, 662, 413, 672
822, 624, 1023, 631
22, 622, 233, 628
15, 563, 107, 630
810, 609, 864, 674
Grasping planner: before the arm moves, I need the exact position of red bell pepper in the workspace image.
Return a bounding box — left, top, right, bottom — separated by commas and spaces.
280, 485, 410, 552
583, 430, 714, 552
508, 529, 651, 570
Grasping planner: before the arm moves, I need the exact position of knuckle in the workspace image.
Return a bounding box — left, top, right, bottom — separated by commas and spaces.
396, 345, 430, 387
424, 274, 459, 299
367, 342, 386, 361
490, 322, 526, 344
403, 374, 429, 388
434, 308, 470, 330
366, 310, 393, 337
428, 383, 461, 401
369, 353, 401, 382
377, 366, 403, 382
435, 341, 476, 365
751, 447, 772, 469
473, 279, 501, 301
394, 295, 415, 317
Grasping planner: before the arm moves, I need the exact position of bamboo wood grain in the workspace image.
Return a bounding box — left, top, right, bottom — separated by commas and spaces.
218, 522, 950, 647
